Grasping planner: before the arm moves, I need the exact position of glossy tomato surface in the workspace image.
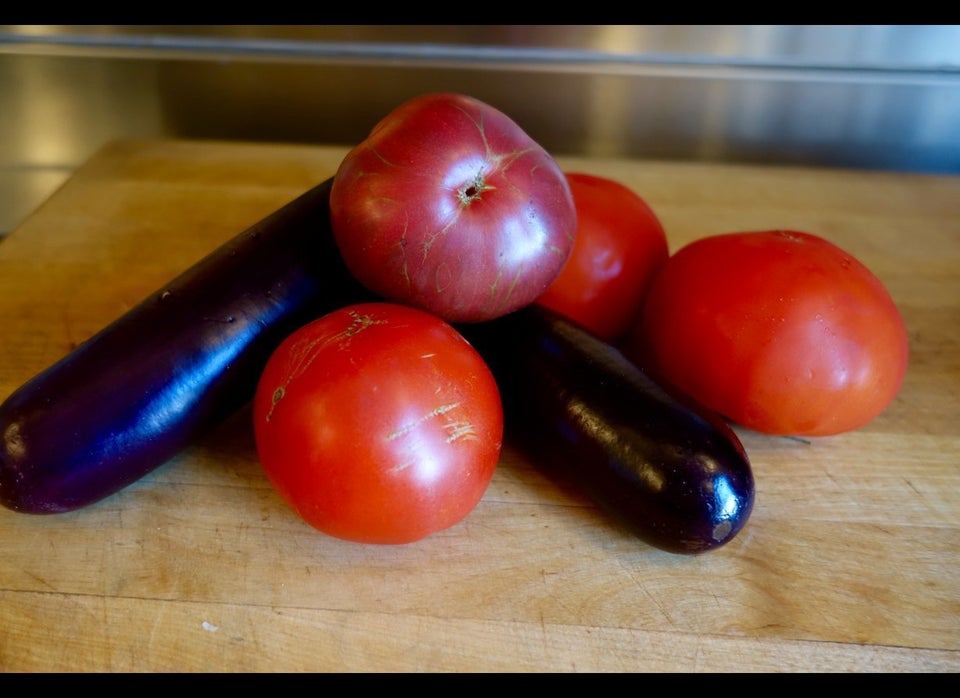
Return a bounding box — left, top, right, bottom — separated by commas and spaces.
628, 230, 909, 437
329, 92, 577, 323
536, 172, 669, 341
252, 302, 503, 544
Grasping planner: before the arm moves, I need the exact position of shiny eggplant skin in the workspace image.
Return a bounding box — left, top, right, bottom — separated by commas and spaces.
461, 307, 755, 554
0, 178, 371, 513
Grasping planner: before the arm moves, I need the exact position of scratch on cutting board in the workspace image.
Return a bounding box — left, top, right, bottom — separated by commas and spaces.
201, 620, 219, 632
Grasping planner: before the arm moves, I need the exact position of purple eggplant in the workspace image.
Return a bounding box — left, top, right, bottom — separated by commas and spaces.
460, 308, 755, 554
0, 178, 372, 513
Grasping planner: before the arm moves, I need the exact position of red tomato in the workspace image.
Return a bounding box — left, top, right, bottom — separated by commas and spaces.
627, 230, 909, 437
536, 172, 669, 341
329, 92, 577, 323
252, 302, 503, 544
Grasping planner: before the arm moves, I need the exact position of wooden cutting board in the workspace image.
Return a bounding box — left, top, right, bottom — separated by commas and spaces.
0, 139, 957, 672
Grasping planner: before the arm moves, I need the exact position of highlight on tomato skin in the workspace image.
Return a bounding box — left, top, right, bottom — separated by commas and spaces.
252, 302, 504, 545
624, 229, 909, 437
535, 172, 669, 343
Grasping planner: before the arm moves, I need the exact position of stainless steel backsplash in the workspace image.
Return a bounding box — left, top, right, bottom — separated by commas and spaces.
1, 25, 958, 232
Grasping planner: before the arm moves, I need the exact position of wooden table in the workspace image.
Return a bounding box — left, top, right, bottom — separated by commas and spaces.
1, 139, 957, 672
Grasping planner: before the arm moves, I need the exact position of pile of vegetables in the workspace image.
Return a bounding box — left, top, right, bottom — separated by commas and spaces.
0, 94, 908, 555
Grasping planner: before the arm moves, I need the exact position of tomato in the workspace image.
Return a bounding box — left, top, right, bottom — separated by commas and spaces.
626, 230, 909, 437
252, 302, 503, 544
329, 92, 577, 323
535, 172, 669, 342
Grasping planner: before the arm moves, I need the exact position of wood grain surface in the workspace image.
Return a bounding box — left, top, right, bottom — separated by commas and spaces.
0, 139, 957, 672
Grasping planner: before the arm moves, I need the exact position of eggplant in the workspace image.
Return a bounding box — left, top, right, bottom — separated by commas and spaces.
0, 178, 372, 513
1, 175, 754, 554
460, 308, 755, 554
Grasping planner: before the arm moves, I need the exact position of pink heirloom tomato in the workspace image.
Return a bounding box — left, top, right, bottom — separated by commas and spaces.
329, 93, 577, 323
252, 302, 503, 544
